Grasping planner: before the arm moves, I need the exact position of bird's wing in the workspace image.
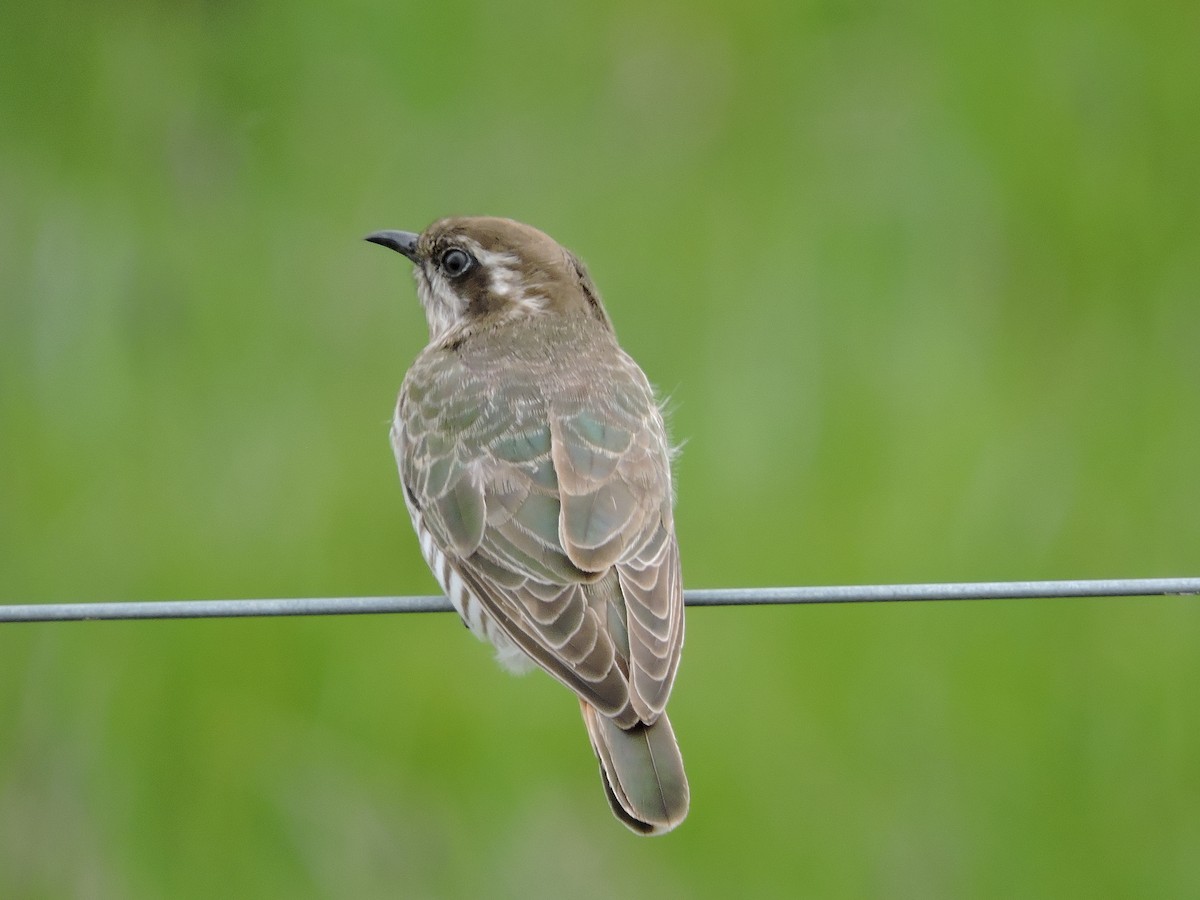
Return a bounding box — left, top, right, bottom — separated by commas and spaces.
398, 351, 682, 723
549, 386, 683, 722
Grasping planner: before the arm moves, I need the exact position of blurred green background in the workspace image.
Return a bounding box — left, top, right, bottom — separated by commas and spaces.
2, 0, 1198, 896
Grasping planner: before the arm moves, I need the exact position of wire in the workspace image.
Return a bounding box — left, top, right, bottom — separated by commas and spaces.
1, 578, 1197, 623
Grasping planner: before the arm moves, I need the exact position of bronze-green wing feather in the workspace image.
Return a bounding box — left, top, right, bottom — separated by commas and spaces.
396, 314, 683, 726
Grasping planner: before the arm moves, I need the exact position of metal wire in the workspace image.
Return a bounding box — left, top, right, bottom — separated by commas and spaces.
1, 578, 1197, 623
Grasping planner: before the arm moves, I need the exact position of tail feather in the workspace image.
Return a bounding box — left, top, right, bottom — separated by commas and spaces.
580, 700, 689, 835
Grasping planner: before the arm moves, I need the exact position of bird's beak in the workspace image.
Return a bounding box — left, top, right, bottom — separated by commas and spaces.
365, 230, 421, 263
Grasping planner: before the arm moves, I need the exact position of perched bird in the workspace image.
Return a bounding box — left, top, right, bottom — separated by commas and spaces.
366, 217, 688, 834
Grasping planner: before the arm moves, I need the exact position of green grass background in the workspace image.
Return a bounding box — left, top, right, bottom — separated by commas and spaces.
2, 1, 1198, 896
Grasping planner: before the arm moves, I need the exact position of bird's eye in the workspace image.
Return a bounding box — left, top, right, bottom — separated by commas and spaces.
440, 248, 473, 278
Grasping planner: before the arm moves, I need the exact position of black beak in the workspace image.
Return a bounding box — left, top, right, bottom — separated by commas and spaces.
365, 230, 421, 263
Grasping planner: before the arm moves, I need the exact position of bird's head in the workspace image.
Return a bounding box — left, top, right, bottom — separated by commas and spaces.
367, 217, 612, 343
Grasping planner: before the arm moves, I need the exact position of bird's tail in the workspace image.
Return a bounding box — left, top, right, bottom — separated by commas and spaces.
579, 700, 689, 835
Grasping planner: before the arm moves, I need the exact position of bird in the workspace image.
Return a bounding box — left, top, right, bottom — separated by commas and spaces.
366, 217, 688, 835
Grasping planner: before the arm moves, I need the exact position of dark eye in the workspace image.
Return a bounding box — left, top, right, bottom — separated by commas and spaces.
440, 248, 473, 278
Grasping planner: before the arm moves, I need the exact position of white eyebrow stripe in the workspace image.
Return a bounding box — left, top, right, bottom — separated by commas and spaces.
470, 245, 545, 311
471, 246, 519, 269
490, 264, 519, 297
